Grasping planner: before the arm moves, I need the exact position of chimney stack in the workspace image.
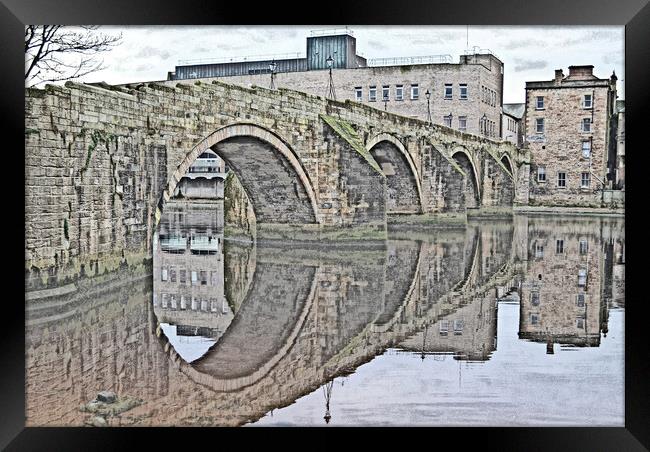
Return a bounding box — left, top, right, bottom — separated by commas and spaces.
554, 69, 564, 85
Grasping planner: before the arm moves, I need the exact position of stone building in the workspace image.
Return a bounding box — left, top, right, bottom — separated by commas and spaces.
173, 149, 228, 199
502, 103, 524, 147
167, 29, 505, 138
614, 99, 625, 189
523, 66, 619, 207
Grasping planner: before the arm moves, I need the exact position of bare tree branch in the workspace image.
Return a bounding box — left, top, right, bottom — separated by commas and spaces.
25, 25, 122, 87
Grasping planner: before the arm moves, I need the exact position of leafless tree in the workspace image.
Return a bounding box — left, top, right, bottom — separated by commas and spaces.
25, 25, 122, 87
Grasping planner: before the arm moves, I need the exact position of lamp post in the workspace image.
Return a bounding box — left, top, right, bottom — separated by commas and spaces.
326, 55, 336, 100
383, 94, 388, 111
481, 113, 487, 136
269, 60, 277, 90
425, 89, 432, 124
448, 112, 453, 129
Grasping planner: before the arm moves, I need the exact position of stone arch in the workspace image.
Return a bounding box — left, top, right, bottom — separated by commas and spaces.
366, 133, 423, 214
158, 123, 319, 226
500, 153, 514, 177
451, 147, 481, 208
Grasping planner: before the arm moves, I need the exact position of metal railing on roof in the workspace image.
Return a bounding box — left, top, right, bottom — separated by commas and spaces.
178, 52, 304, 66
309, 27, 354, 37
463, 47, 500, 60
368, 54, 453, 67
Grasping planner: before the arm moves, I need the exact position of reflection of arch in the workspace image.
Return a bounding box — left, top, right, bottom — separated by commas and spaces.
451, 148, 481, 207
367, 133, 423, 213
158, 123, 318, 225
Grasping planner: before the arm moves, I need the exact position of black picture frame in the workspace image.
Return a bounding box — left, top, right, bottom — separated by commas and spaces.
4, 0, 648, 449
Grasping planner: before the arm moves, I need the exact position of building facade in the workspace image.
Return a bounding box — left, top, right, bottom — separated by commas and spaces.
168, 30, 504, 138
523, 66, 619, 207
502, 103, 524, 147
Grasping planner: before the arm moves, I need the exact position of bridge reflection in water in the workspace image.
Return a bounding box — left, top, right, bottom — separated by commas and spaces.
25, 203, 624, 427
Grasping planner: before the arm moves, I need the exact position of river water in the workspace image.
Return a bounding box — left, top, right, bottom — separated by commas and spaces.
25, 201, 625, 427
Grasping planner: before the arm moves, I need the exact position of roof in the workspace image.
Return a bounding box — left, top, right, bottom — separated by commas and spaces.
503, 103, 525, 119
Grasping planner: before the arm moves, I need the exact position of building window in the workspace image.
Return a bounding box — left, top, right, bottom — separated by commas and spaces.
556, 239, 564, 254
444, 83, 452, 99
579, 239, 588, 255
369, 86, 377, 102
537, 166, 546, 182
530, 313, 540, 325
581, 172, 590, 188
557, 171, 566, 188
161, 268, 168, 281
531, 292, 540, 306
169, 267, 176, 283
576, 317, 585, 329
411, 84, 419, 100
458, 116, 467, 132
191, 270, 198, 285
578, 269, 587, 287
535, 242, 544, 259
583, 94, 593, 109
582, 118, 592, 132
355, 87, 362, 102
536, 96, 544, 109
439, 319, 449, 336
444, 115, 452, 127
535, 118, 544, 134
460, 84, 468, 100
453, 319, 464, 335
396, 85, 403, 101
577, 293, 585, 307
179, 269, 186, 284
582, 140, 591, 158
382, 85, 390, 101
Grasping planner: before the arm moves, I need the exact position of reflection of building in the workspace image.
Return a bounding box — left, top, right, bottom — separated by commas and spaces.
166, 30, 504, 136
518, 216, 623, 346
524, 66, 620, 207
614, 100, 625, 189
173, 149, 228, 199
153, 202, 231, 342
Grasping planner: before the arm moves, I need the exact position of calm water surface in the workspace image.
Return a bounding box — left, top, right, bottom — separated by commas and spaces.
25, 201, 625, 427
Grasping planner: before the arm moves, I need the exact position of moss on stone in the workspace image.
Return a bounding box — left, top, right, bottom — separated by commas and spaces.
320, 114, 384, 175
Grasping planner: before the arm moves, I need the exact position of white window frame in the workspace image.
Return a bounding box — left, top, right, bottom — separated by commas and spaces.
583, 94, 593, 109
536, 96, 544, 110
459, 84, 468, 100
537, 166, 546, 182
531, 292, 540, 306
444, 83, 452, 99
582, 118, 592, 132
395, 85, 403, 101
582, 140, 591, 158
535, 243, 544, 259
369, 86, 377, 102
578, 269, 587, 287
536, 118, 544, 134
458, 116, 467, 132
576, 293, 585, 307
382, 85, 390, 101
411, 84, 419, 100
355, 86, 362, 102
579, 239, 588, 255
444, 115, 452, 128
581, 172, 590, 188
557, 171, 566, 188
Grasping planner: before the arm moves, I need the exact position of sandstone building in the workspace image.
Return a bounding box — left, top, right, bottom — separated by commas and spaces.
167, 29, 505, 138
523, 66, 620, 207
502, 103, 524, 147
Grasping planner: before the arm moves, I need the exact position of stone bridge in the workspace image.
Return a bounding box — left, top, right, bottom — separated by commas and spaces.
25, 79, 525, 280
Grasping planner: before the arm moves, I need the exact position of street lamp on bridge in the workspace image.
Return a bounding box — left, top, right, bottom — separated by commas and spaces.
425, 89, 432, 124
326, 55, 336, 100
269, 60, 277, 90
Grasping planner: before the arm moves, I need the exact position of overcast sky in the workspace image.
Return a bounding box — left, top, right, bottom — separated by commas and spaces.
81, 25, 624, 104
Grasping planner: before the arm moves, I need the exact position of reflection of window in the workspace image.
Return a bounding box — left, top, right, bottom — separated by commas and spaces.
169, 267, 176, 283
556, 239, 564, 254
578, 269, 587, 287
530, 313, 540, 325
210, 271, 219, 286
577, 293, 585, 307
210, 298, 218, 312
579, 239, 588, 255
180, 295, 187, 310
576, 318, 585, 329
535, 243, 544, 259
439, 319, 449, 335
531, 292, 540, 306
200, 270, 208, 285
453, 319, 464, 335
161, 268, 168, 281
179, 269, 186, 284
191, 271, 198, 284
